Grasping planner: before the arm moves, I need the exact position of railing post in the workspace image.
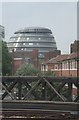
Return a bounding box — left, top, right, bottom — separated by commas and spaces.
41, 80, 46, 100
17, 80, 22, 100
68, 82, 72, 102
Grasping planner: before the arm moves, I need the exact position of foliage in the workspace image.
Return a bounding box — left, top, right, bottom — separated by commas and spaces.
15, 63, 40, 76
0, 39, 2, 75
2, 41, 12, 75
42, 70, 54, 77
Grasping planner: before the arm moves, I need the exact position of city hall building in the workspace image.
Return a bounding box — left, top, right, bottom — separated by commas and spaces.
7, 27, 61, 73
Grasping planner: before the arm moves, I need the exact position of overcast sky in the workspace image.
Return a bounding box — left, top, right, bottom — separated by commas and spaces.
1, 2, 77, 54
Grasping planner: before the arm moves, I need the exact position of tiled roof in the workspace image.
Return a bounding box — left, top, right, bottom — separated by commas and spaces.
42, 52, 79, 65
47, 54, 69, 64
67, 52, 79, 59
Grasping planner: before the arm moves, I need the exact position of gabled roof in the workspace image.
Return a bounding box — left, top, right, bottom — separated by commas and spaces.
67, 52, 79, 59
47, 54, 69, 64
42, 52, 79, 65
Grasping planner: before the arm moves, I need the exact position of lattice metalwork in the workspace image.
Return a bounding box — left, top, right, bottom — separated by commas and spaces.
1, 76, 79, 102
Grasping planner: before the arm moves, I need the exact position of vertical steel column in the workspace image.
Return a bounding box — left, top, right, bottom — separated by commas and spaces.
18, 80, 22, 100
68, 82, 72, 102
41, 80, 46, 100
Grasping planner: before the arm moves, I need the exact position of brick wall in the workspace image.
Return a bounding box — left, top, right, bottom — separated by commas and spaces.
45, 50, 61, 60
13, 59, 22, 74
12, 49, 61, 74
70, 40, 79, 53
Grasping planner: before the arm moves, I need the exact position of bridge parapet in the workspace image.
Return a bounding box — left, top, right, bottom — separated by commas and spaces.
1, 76, 79, 102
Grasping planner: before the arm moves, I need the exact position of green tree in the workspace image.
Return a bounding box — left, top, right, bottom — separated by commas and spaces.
0, 39, 2, 75
2, 41, 12, 75
15, 63, 40, 76
43, 70, 54, 77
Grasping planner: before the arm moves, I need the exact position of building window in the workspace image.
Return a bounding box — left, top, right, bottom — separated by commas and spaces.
21, 48, 23, 50
75, 61, 77, 69
25, 48, 27, 51
70, 60, 75, 69
70, 61, 72, 69
54, 64, 58, 70
27, 37, 29, 41
13, 43, 16, 46
45, 65, 48, 71
64, 62, 66, 69
72, 61, 75, 69
66, 61, 69, 69
23, 43, 26, 45
62, 61, 69, 70
29, 43, 33, 45
64, 61, 69, 69
62, 62, 64, 69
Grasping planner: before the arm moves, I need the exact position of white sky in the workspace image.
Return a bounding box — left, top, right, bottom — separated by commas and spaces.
0, 1, 78, 54
0, 0, 78, 2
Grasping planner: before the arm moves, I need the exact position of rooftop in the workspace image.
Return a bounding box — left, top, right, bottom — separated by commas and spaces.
14, 27, 52, 34
42, 52, 79, 64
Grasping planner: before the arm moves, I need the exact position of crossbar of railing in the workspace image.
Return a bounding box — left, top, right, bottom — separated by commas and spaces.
1, 76, 79, 102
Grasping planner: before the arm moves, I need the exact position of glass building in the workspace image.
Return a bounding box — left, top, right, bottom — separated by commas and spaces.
7, 27, 57, 53
0, 25, 5, 39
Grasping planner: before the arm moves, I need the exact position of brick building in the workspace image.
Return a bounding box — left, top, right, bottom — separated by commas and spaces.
12, 49, 61, 74
41, 52, 79, 77
70, 40, 79, 53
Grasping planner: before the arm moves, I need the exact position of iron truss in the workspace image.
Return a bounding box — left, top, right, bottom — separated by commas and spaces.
1, 76, 79, 102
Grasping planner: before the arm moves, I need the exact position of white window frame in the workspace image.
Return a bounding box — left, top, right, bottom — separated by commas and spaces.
54, 64, 58, 70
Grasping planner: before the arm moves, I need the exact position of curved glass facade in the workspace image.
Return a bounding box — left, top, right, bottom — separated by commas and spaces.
7, 27, 57, 52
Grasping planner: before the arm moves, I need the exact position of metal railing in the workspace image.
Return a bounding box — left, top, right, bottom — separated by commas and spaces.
1, 76, 79, 102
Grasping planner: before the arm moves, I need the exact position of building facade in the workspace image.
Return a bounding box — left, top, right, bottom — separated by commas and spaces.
12, 49, 61, 74
41, 52, 79, 77
0, 25, 5, 39
7, 27, 57, 53
8, 27, 61, 74
41, 50, 79, 98
70, 40, 79, 53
